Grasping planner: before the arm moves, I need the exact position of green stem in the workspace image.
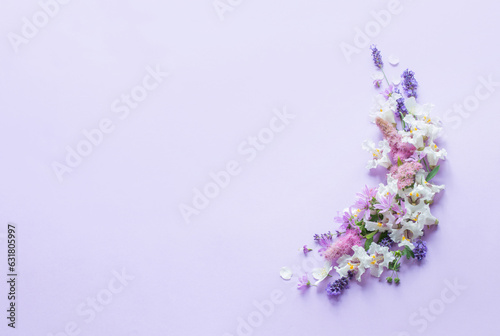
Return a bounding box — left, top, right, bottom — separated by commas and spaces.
421, 158, 431, 172
399, 112, 406, 131
381, 69, 391, 87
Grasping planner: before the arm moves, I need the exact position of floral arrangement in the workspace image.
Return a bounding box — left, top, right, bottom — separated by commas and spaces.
281, 46, 446, 296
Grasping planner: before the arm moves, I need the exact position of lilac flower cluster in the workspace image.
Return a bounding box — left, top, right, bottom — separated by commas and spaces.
379, 236, 394, 248
412, 240, 428, 260
326, 277, 348, 296
396, 96, 409, 132
402, 69, 418, 98
370, 45, 383, 69
314, 232, 334, 247
326, 271, 354, 296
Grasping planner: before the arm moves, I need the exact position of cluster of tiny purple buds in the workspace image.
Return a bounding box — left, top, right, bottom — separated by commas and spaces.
396, 98, 408, 121
379, 236, 394, 248
412, 240, 428, 260
326, 271, 353, 296
370, 45, 383, 69
314, 231, 334, 247
396, 97, 408, 115
402, 69, 418, 98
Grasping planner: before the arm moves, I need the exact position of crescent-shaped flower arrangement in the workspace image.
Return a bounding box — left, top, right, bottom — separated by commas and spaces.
281, 46, 446, 296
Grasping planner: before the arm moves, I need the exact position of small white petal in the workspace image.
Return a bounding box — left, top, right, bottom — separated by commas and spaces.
312, 268, 324, 281
372, 72, 384, 80
388, 55, 399, 66
392, 77, 401, 86
280, 266, 292, 280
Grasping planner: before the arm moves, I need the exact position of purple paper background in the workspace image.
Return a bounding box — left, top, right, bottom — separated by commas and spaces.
0, 0, 499, 335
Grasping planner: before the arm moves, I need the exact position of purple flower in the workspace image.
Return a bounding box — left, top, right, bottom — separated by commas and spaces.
413, 240, 428, 260
374, 192, 394, 213
297, 274, 311, 290
313, 232, 334, 248
326, 277, 349, 296
396, 97, 408, 116
379, 236, 394, 248
392, 200, 407, 225
354, 185, 377, 210
383, 85, 395, 99
370, 45, 384, 69
401, 69, 418, 98
374, 79, 382, 88
303, 245, 312, 255
334, 209, 355, 231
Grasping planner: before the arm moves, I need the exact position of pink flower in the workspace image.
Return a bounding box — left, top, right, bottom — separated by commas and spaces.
375, 117, 416, 163
297, 274, 311, 290
323, 230, 362, 263
390, 161, 423, 189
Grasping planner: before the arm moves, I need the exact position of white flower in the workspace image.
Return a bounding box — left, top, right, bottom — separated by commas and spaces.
401, 176, 440, 228
422, 142, 447, 167
367, 242, 395, 277
414, 170, 445, 197
401, 183, 432, 203
372, 72, 384, 81
365, 211, 396, 232
335, 246, 371, 282
405, 200, 439, 227
362, 139, 392, 169
390, 218, 424, 249
405, 97, 435, 121
399, 119, 426, 149
312, 261, 332, 285
402, 104, 443, 146
376, 174, 398, 200
370, 94, 397, 124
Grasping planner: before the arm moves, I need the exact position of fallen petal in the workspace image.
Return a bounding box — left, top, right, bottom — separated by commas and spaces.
388, 55, 399, 66
280, 266, 293, 280
372, 72, 384, 80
